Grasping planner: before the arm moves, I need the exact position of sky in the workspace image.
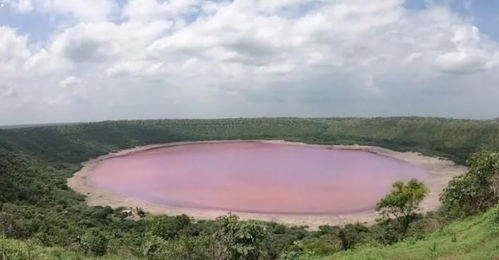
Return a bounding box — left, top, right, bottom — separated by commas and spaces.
0, 0, 498, 125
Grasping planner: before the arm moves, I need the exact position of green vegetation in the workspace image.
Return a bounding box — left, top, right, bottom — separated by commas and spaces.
323, 205, 499, 260
0, 117, 498, 259
1, 117, 498, 164
440, 151, 499, 217
375, 179, 428, 234
0, 237, 97, 260
5, 204, 497, 260
376, 179, 428, 220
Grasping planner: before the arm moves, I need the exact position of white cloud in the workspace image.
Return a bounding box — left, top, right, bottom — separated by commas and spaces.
0, 0, 499, 124
436, 49, 488, 73
58, 76, 82, 88
0, 27, 31, 118
0, 26, 30, 74
8, 0, 117, 21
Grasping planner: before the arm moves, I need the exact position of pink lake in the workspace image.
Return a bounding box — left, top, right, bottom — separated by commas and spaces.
89, 142, 427, 214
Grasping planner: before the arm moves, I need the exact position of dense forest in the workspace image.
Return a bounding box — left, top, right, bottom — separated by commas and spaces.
0, 117, 498, 259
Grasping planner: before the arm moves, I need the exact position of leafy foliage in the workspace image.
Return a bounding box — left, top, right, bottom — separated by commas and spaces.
324, 205, 499, 260
375, 179, 428, 220
146, 214, 194, 240
80, 228, 108, 256
213, 214, 268, 260
440, 151, 499, 217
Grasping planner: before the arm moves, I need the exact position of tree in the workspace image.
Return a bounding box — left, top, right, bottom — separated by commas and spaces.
213, 214, 268, 260
440, 151, 499, 217
147, 214, 193, 240
337, 223, 372, 250
80, 228, 107, 256
375, 179, 428, 231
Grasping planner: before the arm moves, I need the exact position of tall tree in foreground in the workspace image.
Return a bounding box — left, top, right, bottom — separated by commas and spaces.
375, 179, 428, 232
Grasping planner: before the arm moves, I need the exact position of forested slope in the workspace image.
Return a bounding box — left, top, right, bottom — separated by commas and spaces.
1, 117, 498, 164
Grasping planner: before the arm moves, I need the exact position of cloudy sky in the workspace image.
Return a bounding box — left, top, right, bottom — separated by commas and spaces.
0, 0, 498, 125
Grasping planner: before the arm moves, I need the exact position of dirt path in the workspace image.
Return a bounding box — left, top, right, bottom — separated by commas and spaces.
67, 140, 466, 229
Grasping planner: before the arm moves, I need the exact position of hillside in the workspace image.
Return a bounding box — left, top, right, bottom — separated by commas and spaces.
0, 117, 498, 259
323, 206, 499, 260
1, 206, 497, 260
1, 117, 498, 164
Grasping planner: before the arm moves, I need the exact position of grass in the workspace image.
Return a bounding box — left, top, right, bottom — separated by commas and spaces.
321, 207, 499, 260
0, 237, 85, 260
0, 237, 134, 260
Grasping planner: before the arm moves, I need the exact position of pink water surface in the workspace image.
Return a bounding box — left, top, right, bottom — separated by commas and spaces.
90, 142, 427, 214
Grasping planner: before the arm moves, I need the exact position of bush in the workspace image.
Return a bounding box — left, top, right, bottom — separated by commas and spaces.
301, 235, 343, 257
147, 214, 194, 239
80, 228, 107, 256
142, 234, 213, 260
213, 214, 268, 260
441, 151, 499, 218
338, 223, 374, 250
142, 235, 168, 260
375, 179, 428, 233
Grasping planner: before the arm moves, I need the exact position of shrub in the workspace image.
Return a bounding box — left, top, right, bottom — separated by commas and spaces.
441, 151, 499, 218
147, 214, 194, 240
79, 228, 107, 256
375, 179, 428, 233
213, 214, 268, 260
301, 235, 343, 257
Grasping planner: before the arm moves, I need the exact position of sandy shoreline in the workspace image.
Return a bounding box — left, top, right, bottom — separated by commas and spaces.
67, 140, 466, 229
